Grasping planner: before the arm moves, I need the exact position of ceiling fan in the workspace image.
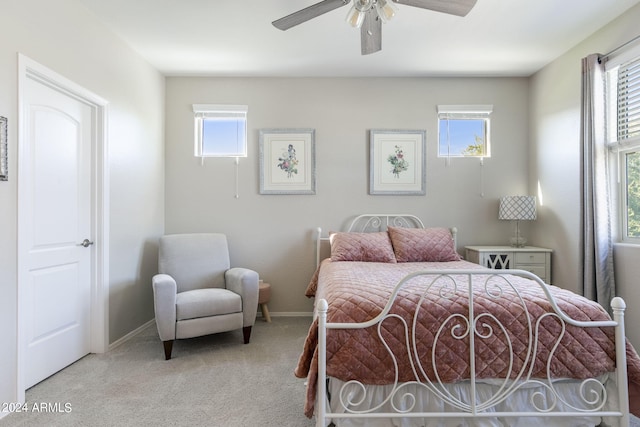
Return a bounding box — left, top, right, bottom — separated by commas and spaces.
272, 0, 477, 55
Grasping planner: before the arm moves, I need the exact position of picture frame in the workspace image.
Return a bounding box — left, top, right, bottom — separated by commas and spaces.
369, 129, 426, 195
259, 128, 316, 195
0, 116, 7, 181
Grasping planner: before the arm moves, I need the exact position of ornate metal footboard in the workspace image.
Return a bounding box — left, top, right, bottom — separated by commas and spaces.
315, 269, 630, 427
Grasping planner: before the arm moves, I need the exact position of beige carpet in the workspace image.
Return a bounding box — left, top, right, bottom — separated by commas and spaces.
2, 316, 639, 427
2, 317, 316, 427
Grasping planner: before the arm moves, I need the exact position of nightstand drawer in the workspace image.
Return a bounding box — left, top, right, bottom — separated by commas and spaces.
465, 246, 552, 283
515, 252, 546, 264
516, 265, 546, 280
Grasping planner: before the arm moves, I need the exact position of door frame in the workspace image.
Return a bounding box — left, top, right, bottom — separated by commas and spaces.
16, 54, 109, 401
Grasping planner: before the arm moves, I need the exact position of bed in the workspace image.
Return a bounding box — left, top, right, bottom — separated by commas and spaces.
295, 214, 640, 427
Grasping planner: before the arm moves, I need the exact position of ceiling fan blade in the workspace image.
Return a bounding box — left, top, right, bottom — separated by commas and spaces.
273, 0, 350, 30
361, 9, 382, 55
392, 0, 477, 17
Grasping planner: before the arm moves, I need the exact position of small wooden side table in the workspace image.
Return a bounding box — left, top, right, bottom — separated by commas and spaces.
258, 281, 271, 323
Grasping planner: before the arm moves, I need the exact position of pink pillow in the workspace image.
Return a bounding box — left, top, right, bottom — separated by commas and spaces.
330, 232, 397, 263
387, 226, 460, 262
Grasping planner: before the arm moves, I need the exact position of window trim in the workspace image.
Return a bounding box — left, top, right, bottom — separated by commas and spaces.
605, 48, 640, 243
193, 104, 248, 158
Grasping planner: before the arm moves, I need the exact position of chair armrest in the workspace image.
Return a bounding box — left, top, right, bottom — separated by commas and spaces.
226, 268, 259, 327
152, 273, 177, 341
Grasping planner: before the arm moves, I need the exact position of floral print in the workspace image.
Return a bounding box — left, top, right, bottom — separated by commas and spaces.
277, 144, 298, 178
387, 145, 408, 178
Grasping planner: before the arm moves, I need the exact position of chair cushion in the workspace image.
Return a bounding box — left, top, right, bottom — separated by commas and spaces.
176, 288, 242, 321
159, 233, 230, 293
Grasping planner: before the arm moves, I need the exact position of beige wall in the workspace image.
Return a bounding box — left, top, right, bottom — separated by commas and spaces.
165, 76, 530, 315
0, 0, 164, 412
2, 0, 638, 416
529, 3, 640, 348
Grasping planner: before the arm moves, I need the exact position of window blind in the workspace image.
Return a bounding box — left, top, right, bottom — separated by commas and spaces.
437, 104, 493, 120
617, 57, 640, 144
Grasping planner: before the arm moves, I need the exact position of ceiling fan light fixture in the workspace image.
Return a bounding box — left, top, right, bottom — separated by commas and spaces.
375, 0, 397, 23
345, 5, 366, 28
346, 0, 374, 28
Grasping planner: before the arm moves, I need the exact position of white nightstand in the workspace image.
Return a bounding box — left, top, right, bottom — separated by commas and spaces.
465, 246, 552, 283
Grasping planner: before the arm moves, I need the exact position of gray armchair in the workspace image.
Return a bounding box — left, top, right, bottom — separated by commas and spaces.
152, 233, 259, 360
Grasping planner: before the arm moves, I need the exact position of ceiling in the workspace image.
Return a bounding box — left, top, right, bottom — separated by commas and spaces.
77, 0, 640, 78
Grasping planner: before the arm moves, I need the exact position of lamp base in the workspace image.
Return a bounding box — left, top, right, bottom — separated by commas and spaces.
509, 235, 527, 248
508, 219, 527, 248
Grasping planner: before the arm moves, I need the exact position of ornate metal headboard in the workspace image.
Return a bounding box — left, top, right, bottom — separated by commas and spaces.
344, 214, 425, 232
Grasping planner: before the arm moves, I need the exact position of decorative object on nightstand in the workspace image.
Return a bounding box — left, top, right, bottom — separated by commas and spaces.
498, 195, 537, 247
465, 245, 552, 283
258, 281, 271, 323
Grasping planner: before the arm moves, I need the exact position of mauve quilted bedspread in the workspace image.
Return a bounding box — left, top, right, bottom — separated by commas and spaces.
295, 259, 640, 418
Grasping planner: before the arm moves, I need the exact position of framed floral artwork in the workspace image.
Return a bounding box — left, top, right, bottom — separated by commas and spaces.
369, 129, 426, 195
259, 128, 316, 195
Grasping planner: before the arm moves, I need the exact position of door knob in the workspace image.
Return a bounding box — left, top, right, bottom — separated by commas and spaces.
79, 239, 94, 248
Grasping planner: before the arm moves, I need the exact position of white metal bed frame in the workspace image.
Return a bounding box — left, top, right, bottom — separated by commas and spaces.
311, 214, 630, 427
315, 270, 630, 427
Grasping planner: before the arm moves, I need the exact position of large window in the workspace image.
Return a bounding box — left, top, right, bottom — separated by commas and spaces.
437, 105, 492, 158
193, 104, 248, 158
606, 56, 640, 241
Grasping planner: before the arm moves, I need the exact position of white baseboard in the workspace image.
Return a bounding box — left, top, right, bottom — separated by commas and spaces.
259, 312, 313, 318
108, 319, 155, 351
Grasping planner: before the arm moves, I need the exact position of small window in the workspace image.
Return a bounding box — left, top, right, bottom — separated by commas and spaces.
193, 104, 248, 157
437, 105, 492, 158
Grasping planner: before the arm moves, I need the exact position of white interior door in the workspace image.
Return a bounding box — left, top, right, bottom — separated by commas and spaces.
20, 74, 93, 388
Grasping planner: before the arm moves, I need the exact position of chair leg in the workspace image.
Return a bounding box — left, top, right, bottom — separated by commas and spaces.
243, 326, 252, 344
163, 340, 174, 360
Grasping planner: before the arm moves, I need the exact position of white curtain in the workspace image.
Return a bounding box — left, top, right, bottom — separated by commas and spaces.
580, 53, 616, 314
